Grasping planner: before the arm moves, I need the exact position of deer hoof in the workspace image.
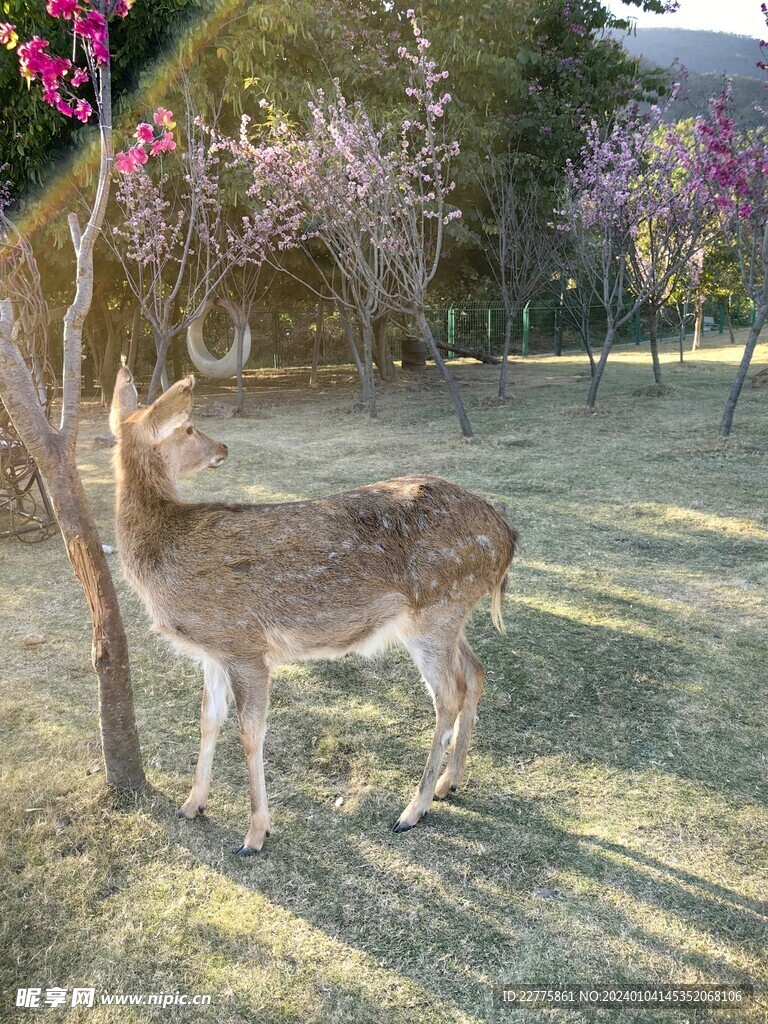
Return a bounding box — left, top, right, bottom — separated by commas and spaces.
234, 845, 259, 857
177, 802, 205, 819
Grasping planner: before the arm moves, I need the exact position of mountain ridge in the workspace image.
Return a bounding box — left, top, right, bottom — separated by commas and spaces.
617, 26, 764, 80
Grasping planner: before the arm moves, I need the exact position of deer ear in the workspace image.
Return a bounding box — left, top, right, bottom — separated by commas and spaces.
143, 375, 195, 441
110, 367, 139, 435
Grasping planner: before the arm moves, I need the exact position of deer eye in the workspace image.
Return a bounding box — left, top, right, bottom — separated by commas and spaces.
185, 425, 194, 436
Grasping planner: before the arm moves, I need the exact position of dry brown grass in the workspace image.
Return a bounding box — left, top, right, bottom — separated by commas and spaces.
1, 335, 766, 1022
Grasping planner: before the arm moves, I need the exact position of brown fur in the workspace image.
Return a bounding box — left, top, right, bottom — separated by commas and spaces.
111, 369, 517, 853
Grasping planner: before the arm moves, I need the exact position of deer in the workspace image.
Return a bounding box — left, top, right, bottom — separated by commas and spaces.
109, 368, 517, 855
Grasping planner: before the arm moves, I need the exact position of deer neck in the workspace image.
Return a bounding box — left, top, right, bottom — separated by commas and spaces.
114, 436, 180, 517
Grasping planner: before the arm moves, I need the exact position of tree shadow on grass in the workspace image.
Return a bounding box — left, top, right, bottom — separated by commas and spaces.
493, 600, 765, 808
133, 761, 762, 1024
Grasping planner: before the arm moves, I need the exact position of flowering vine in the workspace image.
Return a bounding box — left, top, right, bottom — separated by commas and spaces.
2, 1, 134, 123
114, 109, 177, 173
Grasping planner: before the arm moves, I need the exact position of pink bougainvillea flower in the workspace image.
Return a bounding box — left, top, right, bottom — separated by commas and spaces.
72, 10, 108, 63
115, 149, 145, 174
70, 66, 89, 86
73, 98, 92, 122
114, 151, 133, 173
153, 107, 176, 129
0, 22, 18, 50
128, 144, 148, 166
55, 95, 75, 117
134, 122, 154, 143
113, 0, 136, 16
46, 0, 80, 19
150, 130, 176, 156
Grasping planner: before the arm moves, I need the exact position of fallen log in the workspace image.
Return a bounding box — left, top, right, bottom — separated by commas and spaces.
433, 340, 501, 364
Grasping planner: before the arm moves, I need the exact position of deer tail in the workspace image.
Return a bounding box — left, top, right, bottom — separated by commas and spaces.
490, 575, 508, 634
490, 523, 518, 635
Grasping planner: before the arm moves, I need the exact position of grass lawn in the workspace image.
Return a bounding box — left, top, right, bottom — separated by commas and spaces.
1, 337, 766, 1022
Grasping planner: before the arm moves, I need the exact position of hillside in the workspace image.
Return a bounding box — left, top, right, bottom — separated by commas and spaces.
612, 27, 766, 127
620, 27, 764, 79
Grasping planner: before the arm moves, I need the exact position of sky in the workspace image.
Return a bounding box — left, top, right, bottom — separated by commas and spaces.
606, 0, 766, 38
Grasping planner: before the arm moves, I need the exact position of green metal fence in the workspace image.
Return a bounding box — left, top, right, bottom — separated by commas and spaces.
426, 299, 758, 360
192, 297, 758, 374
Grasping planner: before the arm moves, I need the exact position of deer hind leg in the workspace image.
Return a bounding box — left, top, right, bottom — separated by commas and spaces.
230, 662, 271, 856
394, 632, 466, 833
178, 656, 232, 819
435, 636, 485, 800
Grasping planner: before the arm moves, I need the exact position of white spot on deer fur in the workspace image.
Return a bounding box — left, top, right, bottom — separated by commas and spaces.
341, 539, 353, 550
476, 535, 491, 548
381, 517, 390, 529
373, 542, 385, 553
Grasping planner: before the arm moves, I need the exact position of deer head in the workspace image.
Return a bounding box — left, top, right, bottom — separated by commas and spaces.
111, 368, 228, 479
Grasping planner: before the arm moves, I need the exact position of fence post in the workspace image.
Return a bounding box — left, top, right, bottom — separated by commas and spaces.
447, 306, 455, 360
522, 303, 530, 358
719, 303, 725, 334
487, 307, 492, 355
635, 308, 641, 345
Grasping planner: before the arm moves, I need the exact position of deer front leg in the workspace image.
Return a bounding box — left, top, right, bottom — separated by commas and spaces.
178, 657, 231, 819
231, 664, 271, 855
394, 637, 465, 833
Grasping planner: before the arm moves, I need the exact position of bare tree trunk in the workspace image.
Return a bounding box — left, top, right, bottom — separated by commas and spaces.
725, 298, 736, 344
127, 304, 141, 375
360, 316, 377, 418
648, 307, 662, 385
553, 287, 564, 357
235, 321, 246, 415
416, 311, 474, 437
37, 454, 143, 788
148, 329, 172, 403
691, 294, 704, 351
0, 314, 144, 792
339, 303, 366, 401
171, 334, 183, 384
97, 298, 120, 407
309, 298, 324, 388
720, 301, 768, 437
498, 306, 515, 398
587, 327, 615, 409
373, 315, 397, 382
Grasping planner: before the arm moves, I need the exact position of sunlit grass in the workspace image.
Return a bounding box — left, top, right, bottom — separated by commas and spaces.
1, 333, 767, 1021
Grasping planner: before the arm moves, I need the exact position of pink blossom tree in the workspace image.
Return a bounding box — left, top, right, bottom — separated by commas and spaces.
236, 93, 393, 415
233, 16, 473, 434
0, 1, 143, 790
563, 105, 705, 408
626, 126, 711, 384
692, 85, 768, 435
108, 105, 301, 403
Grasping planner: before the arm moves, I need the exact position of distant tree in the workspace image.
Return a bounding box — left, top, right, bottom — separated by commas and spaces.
479, 157, 562, 398
563, 102, 704, 406
701, 240, 746, 344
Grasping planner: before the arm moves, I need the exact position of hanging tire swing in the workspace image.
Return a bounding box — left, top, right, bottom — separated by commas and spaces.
186, 299, 252, 379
